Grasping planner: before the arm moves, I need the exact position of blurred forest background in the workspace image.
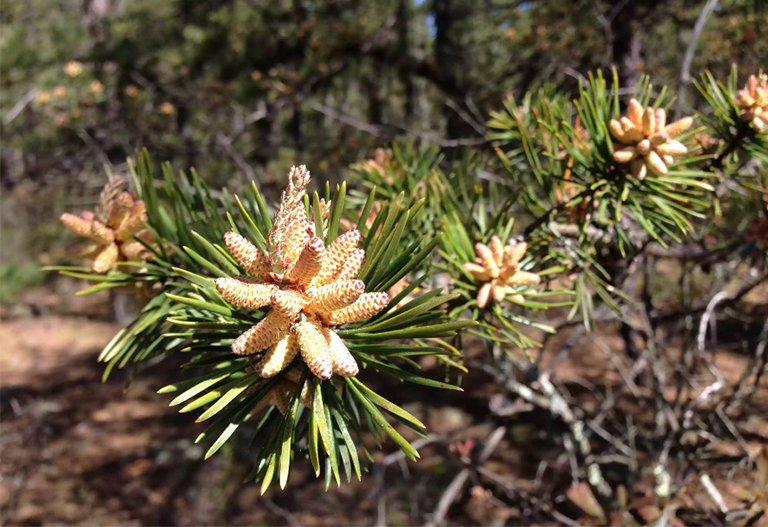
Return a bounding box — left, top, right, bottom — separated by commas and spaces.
1, 0, 767, 525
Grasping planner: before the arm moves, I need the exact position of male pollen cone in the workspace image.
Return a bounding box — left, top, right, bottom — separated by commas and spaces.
215, 166, 389, 381
609, 99, 693, 180
463, 236, 540, 308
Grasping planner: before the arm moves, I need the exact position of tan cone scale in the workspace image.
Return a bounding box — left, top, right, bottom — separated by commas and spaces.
216, 165, 389, 380
463, 236, 540, 308
609, 99, 693, 180
60, 183, 154, 273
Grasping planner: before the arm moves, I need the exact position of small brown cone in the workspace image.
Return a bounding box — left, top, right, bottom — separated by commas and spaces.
271, 384, 292, 415
299, 381, 313, 407
121, 240, 149, 261
284, 367, 305, 384
326, 292, 389, 325
231, 311, 291, 355
215, 277, 275, 309
295, 317, 333, 380
324, 327, 359, 377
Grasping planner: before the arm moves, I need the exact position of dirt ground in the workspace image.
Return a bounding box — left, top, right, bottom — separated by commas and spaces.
1, 281, 767, 526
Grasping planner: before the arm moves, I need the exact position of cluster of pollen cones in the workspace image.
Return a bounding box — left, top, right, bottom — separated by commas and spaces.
215, 167, 389, 382
60, 187, 153, 272
463, 236, 540, 309
610, 99, 693, 180
735, 73, 768, 132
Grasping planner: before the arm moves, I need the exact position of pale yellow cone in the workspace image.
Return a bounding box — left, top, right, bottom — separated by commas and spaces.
642, 106, 655, 136
107, 192, 134, 230
231, 311, 291, 355
307, 280, 364, 313
215, 277, 275, 309
655, 140, 687, 156
295, 317, 333, 380
509, 270, 541, 286
90, 221, 115, 245
613, 147, 637, 163
256, 332, 300, 378
476, 282, 492, 308
491, 282, 506, 303
661, 117, 693, 138
335, 249, 365, 281
504, 241, 527, 268
463, 262, 492, 281
224, 231, 270, 278
312, 230, 361, 286
280, 217, 310, 272
631, 158, 647, 180
627, 99, 643, 126
474, 243, 499, 278
93, 242, 119, 272
324, 327, 359, 377
646, 150, 668, 176
289, 236, 324, 285
326, 292, 389, 325
271, 289, 307, 319
60, 213, 92, 238
490, 236, 504, 263
609, 120, 626, 143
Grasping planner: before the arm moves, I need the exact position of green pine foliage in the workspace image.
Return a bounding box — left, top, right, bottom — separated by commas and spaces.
51, 66, 768, 494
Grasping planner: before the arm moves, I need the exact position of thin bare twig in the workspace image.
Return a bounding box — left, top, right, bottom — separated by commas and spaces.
679, 0, 719, 86
307, 101, 487, 147
2, 87, 40, 125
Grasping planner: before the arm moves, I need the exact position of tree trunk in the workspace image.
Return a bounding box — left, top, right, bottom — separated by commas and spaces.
608, 1, 643, 89
433, 0, 475, 139
396, 0, 415, 124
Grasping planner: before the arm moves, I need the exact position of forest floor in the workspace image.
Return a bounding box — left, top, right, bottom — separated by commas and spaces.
1, 278, 767, 526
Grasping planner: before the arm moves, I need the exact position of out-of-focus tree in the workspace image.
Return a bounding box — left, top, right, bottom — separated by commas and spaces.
1, 0, 766, 188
